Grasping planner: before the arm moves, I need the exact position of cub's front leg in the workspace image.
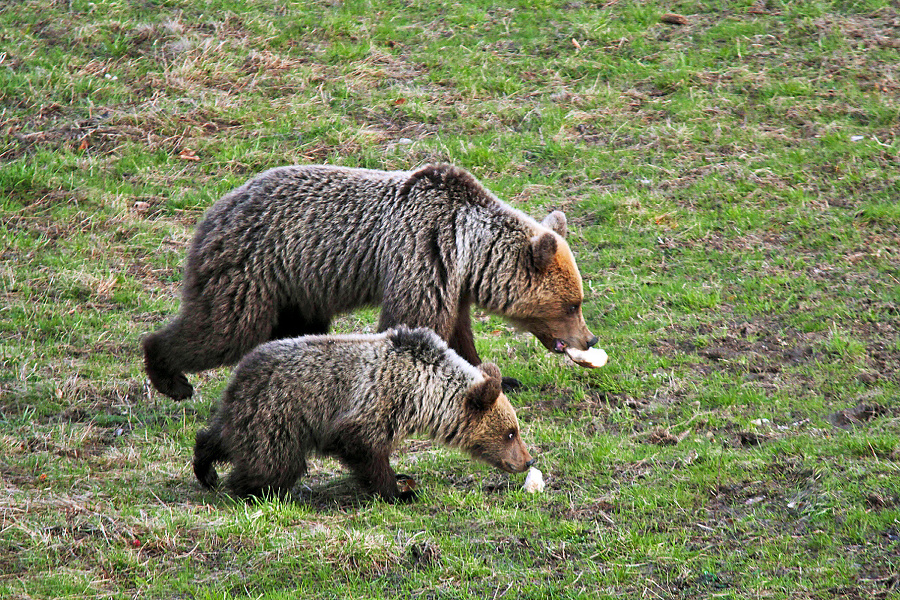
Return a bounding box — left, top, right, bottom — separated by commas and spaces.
331, 430, 418, 503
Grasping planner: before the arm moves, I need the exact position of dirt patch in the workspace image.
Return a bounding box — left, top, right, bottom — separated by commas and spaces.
4, 106, 247, 162
652, 313, 900, 392
521, 387, 652, 436
405, 540, 442, 569
728, 430, 771, 448
547, 497, 617, 525
643, 427, 689, 446
826, 402, 894, 429
652, 317, 821, 373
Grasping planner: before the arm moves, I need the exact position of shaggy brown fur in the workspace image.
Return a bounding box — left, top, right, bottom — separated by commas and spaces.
144, 163, 598, 399
192, 327, 533, 502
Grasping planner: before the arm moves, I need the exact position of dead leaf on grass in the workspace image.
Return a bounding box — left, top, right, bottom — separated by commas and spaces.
177, 148, 199, 161
396, 475, 417, 493
660, 13, 689, 26
95, 276, 117, 297
747, 1, 772, 15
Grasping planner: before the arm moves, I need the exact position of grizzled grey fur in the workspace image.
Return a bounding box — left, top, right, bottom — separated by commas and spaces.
192, 326, 533, 502
144, 163, 597, 400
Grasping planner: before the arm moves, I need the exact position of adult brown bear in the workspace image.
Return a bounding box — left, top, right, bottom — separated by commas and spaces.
144, 163, 601, 400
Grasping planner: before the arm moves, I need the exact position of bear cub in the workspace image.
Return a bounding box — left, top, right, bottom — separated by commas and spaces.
193, 327, 534, 502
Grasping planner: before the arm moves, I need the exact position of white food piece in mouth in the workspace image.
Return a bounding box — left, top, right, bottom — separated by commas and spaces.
564, 346, 608, 368
523, 467, 545, 493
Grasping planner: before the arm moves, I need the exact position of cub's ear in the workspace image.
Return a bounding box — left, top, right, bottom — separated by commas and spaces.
541, 210, 567, 238
477, 362, 502, 381
466, 375, 502, 413
531, 231, 558, 273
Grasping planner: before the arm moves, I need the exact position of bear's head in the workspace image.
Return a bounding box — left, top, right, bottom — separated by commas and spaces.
459, 363, 533, 473
506, 211, 600, 357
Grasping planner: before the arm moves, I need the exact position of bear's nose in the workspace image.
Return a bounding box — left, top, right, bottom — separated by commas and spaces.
587, 335, 599, 348
526, 458, 536, 468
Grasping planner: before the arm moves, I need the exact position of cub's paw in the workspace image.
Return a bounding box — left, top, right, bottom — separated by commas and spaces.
395, 489, 419, 504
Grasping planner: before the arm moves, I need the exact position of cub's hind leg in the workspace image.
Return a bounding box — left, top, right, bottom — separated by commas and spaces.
193, 425, 228, 489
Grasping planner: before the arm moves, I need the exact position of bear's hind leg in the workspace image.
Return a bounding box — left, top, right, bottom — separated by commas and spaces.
193, 425, 227, 489
227, 459, 306, 501
143, 328, 196, 400
144, 298, 283, 400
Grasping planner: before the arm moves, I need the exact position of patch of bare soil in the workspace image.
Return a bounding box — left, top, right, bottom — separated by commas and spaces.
653, 317, 817, 375
3, 103, 248, 162
827, 402, 891, 429
816, 11, 900, 55
521, 386, 651, 435
7, 116, 146, 158
652, 314, 899, 387
405, 540, 441, 569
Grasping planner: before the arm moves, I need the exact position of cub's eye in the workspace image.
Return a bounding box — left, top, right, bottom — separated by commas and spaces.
506, 430, 516, 441
566, 304, 579, 316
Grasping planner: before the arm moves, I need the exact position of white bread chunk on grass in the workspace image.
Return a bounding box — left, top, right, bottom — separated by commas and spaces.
523, 467, 545, 493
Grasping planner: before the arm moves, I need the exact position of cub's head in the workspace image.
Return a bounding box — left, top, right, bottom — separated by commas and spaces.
459, 363, 533, 474
507, 211, 600, 357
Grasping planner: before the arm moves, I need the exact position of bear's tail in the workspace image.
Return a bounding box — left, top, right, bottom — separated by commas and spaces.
193, 426, 227, 489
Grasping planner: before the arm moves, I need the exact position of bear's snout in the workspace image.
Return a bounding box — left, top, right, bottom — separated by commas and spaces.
497, 442, 534, 474
552, 333, 599, 354
512, 447, 534, 473
504, 459, 532, 473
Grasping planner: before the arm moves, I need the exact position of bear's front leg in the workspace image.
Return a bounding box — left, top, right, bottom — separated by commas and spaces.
363, 453, 418, 503
341, 447, 417, 503
450, 302, 521, 391
447, 301, 480, 365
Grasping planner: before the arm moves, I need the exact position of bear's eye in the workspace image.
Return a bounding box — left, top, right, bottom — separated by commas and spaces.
506, 430, 516, 441
566, 303, 579, 316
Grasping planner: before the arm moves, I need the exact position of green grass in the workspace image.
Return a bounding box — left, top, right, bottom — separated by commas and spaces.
2, 0, 900, 598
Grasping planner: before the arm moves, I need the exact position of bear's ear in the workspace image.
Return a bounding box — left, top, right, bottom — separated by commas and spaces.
541, 210, 567, 238
531, 231, 558, 273
477, 362, 502, 381
466, 374, 502, 413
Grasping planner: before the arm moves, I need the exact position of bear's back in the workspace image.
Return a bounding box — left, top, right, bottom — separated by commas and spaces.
226, 327, 478, 418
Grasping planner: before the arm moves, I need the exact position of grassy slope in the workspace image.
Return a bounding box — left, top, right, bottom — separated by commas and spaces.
1, 0, 899, 598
